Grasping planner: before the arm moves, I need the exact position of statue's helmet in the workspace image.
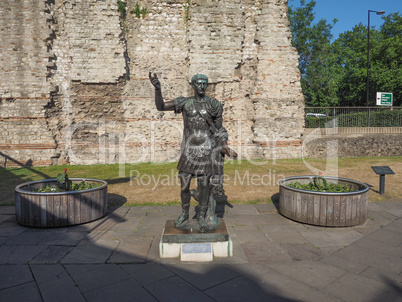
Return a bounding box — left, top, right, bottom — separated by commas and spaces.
191, 74, 208, 85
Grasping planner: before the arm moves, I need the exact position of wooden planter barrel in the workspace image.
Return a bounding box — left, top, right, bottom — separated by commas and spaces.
15, 178, 108, 227
279, 176, 369, 227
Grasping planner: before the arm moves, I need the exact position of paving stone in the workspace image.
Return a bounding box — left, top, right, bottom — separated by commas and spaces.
267, 261, 346, 289
232, 224, 260, 231
282, 242, 324, 261
266, 231, 308, 244
0, 246, 47, 264
367, 210, 398, 226
108, 206, 131, 218
84, 278, 157, 302
30, 246, 73, 264
0, 281, 42, 302
235, 229, 269, 243
167, 263, 243, 290
113, 217, 143, 232
108, 237, 153, 263
0, 237, 9, 245
374, 201, 402, 210
0, 222, 28, 237
334, 244, 402, 275
365, 228, 402, 247
238, 263, 343, 302
0, 207, 15, 215
255, 203, 278, 213
4, 230, 53, 246
351, 237, 401, 257
147, 235, 162, 261
37, 275, 85, 302
359, 266, 402, 284
120, 262, 175, 285
204, 275, 290, 302
60, 239, 119, 264
352, 223, 381, 236
232, 213, 291, 226
386, 209, 402, 217
322, 272, 401, 302
368, 202, 388, 211
222, 213, 236, 226
226, 204, 260, 215
30, 264, 69, 284
318, 254, 370, 274
257, 223, 308, 233
0, 214, 15, 223
143, 224, 166, 237
301, 229, 364, 248
145, 276, 215, 302
383, 221, 402, 233
126, 206, 161, 217
318, 246, 344, 256
100, 230, 143, 240
38, 231, 87, 246
65, 264, 130, 293
0, 264, 33, 290
241, 240, 290, 262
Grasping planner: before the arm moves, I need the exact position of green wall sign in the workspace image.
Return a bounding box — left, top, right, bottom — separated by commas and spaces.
376, 92, 393, 106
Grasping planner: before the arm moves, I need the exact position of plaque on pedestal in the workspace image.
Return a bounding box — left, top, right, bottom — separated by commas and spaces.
159, 219, 232, 261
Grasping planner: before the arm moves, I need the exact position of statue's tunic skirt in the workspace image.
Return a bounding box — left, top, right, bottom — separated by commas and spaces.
174, 97, 225, 176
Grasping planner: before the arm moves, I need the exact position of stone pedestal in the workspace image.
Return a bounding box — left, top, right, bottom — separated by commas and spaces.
159, 219, 233, 261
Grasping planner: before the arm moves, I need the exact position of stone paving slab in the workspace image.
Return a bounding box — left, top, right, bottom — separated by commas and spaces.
322, 272, 401, 301
84, 278, 157, 302
0, 264, 33, 289
37, 275, 86, 302
0, 282, 43, 302
166, 263, 243, 291
0, 201, 401, 302
144, 276, 215, 302
120, 262, 175, 285
65, 264, 130, 293
236, 263, 344, 302
301, 229, 364, 247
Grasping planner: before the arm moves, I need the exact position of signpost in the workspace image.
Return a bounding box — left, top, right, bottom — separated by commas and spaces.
371, 166, 395, 195
376, 92, 393, 106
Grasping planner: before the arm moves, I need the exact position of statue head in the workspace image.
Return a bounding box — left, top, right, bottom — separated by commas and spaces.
191, 74, 208, 97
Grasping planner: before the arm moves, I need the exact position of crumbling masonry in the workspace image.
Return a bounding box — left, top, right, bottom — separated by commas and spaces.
0, 0, 304, 167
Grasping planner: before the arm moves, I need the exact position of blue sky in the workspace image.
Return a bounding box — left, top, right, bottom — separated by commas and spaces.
289, 0, 402, 40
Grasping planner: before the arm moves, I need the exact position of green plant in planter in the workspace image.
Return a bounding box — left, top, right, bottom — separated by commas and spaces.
287, 172, 355, 193
32, 169, 101, 193
57, 168, 72, 191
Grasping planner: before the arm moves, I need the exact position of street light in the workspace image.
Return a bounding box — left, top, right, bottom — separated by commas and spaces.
366, 10, 385, 106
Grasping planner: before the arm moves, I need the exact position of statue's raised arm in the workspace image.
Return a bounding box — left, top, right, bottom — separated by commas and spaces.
149, 72, 175, 111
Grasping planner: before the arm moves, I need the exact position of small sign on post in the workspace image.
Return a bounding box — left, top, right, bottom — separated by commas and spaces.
371, 166, 395, 195
376, 92, 393, 106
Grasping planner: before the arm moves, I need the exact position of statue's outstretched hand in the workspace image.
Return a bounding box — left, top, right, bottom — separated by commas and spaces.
149, 72, 161, 90
221, 146, 238, 159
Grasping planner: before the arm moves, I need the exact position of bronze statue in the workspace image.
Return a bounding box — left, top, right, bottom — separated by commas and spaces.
149, 72, 237, 232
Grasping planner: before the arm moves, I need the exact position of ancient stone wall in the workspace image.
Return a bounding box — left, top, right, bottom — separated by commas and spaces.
0, 0, 305, 167
303, 131, 402, 158
0, 0, 58, 166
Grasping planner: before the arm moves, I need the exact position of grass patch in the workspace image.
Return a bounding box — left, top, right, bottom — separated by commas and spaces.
1, 157, 400, 206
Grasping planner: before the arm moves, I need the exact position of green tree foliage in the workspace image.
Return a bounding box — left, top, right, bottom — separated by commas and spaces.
288, 1, 402, 107
288, 0, 337, 106
371, 13, 402, 106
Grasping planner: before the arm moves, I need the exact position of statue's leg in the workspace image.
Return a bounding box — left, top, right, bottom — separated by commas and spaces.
174, 172, 192, 227
197, 175, 211, 232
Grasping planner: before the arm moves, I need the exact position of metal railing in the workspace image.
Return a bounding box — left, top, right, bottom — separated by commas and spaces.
305, 107, 402, 128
